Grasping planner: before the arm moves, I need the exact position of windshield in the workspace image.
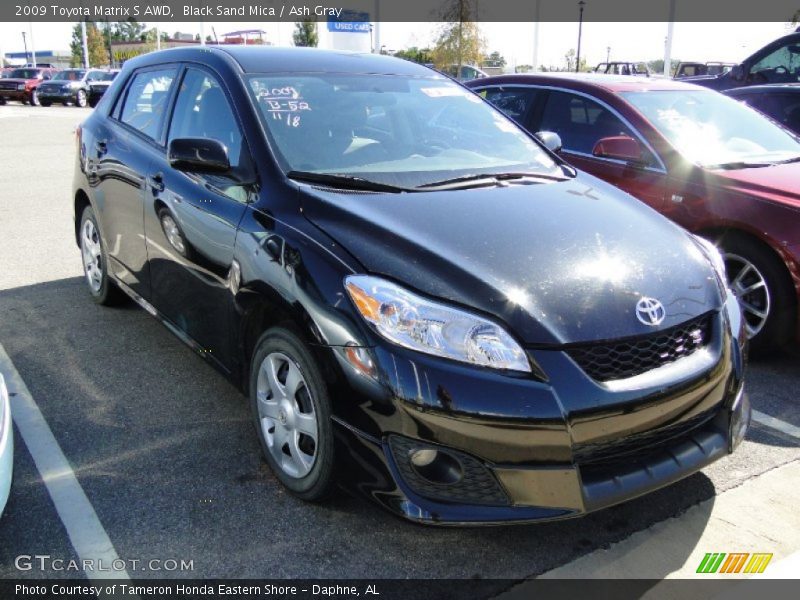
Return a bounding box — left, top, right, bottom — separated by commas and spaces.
9, 69, 40, 79
52, 70, 85, 81
248, 73, 562, 188
622, 89, 800, 167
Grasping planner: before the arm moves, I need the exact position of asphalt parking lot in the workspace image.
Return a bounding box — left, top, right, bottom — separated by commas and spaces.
0, 104, 798, 583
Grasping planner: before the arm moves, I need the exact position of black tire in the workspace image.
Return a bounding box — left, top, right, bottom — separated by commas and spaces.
39, 99, 52, 107
78, 206, 126, 306
0, 97, 6, 105
88, 97, 99, 108
719, 234, 796, 353
249, 327, 337, 502
75, 89, 87, 108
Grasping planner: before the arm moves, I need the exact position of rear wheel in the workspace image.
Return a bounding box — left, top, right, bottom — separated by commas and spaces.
79, 206, 125, 306
249, 327, 336, 501
75, 90, 87, 108
720, 235, 796, 352
30, 90, 40, 106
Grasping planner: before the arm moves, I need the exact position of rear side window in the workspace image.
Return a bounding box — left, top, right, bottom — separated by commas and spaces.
119, 68, 177, 142
480, 86, 538, 123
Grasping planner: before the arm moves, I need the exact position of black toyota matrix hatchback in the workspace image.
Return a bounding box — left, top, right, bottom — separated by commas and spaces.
73, 46, 749, 524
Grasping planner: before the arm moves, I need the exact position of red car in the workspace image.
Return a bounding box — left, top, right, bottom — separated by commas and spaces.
0, 67, 56, 106
467, 73, 800, 351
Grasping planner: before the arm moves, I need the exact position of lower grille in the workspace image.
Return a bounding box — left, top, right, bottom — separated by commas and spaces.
567, 312, 714, 382
573, 408, 720, 467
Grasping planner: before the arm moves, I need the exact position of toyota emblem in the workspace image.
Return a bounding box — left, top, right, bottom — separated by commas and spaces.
635, 297, 666, 326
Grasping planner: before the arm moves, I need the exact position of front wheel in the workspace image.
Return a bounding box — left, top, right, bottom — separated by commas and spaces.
250, 327, 336, 501
30, 90, 40, 106
720, 235, 796, 352
39, 99, 51, 107
75, 90, 87, 108
79, 206, 125, 305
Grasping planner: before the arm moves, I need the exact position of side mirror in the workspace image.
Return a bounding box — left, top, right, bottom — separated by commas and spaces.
168, 138, 230, 174
592, 135, 643, 163
730, 64, 744, 81
535, 131, 563, 153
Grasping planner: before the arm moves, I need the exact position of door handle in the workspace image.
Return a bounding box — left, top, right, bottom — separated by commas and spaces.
149, 172, 165, 194
95, 140, 107, 155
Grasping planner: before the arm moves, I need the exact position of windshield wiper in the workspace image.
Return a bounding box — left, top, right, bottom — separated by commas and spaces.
774, 155, 800, 165
287, 170, 413, 193
417, 171, 568, 190
704, 161, 773, 170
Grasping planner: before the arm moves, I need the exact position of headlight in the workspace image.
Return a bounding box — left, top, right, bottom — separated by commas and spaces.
345, 275, 531, 372
692, 235, 728, 293
17, 84, 24, 91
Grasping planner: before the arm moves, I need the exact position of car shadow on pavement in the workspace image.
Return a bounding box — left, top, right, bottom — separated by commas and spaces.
0, 277, 721, 579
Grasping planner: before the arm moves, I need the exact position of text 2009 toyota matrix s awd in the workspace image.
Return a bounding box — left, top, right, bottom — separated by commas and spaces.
72, 46, 749, 525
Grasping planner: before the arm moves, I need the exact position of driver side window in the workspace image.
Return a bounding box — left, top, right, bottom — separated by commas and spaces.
168, 68, 253, 203
750, 44, 800, 82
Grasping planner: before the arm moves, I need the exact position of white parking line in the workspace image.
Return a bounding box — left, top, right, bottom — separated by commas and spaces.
752, 410, 800, 440
0, 342, 130, 581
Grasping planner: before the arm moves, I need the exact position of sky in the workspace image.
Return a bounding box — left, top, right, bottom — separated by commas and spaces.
0, 20, 793, 70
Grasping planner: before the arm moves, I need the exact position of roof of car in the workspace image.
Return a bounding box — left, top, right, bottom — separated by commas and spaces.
467, 72, 706, 93
138, 45, 444, 78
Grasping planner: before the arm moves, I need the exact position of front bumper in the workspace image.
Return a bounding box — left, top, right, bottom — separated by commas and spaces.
0, 89, 32, 101
330, 293, 748, 525
0, 374, 13, 517
37, 90, 76, 102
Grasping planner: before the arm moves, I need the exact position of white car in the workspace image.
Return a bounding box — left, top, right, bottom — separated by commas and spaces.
0, 374, 12, 517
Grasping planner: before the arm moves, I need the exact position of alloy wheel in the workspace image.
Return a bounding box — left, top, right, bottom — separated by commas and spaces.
724, 252, 771, 338
160, 213, 186, 255
255, 352, 319, 479
80, 219, 103, 293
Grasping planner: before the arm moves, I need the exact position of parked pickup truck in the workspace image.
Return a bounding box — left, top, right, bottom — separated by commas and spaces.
0, 67, 56, 106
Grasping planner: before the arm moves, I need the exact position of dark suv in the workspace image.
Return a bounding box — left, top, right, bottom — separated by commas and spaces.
37, 68, 107, 107
687, 28, 800, 91
0, 67, 56, 106
72, 46, 747, 524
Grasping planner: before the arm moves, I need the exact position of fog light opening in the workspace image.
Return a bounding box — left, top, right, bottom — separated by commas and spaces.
408, 448, 463, 485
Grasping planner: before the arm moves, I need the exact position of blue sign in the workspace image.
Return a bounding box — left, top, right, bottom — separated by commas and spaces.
327, 11, 370, 34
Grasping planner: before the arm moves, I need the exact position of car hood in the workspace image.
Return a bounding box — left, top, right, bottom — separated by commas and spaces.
300, 172, 721, 345
707, 162, 800, 210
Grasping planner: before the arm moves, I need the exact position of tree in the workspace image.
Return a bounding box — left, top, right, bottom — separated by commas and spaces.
111, 19, 146, 42
293, 20, 318, 47
143, 28, 169, 44
484, 51, 506, 68
564, 48, 588, 72
432, 0, 486, 70
70, 22, 108, 67
515, 64, 533, 73
394, 46, 434, 64
647, 58, 680, 75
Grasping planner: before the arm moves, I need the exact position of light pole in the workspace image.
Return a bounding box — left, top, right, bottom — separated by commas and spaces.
576, 0, 586, 73
606, 46, 611, 64
21, 31, 28, 64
